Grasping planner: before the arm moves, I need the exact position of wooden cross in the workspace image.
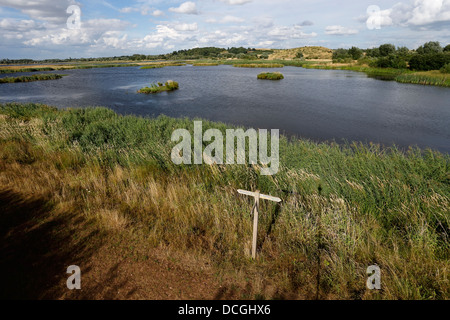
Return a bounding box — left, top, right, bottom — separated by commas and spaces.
237, 189, 282, 259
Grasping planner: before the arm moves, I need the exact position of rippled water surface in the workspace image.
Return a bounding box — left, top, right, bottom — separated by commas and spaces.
1, 65, 449, 152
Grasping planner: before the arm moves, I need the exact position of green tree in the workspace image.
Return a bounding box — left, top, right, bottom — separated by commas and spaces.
365, 48, 380, 58
444, 44, 450, 52
332, 48, 350, 60
416, 41, 443, 54
379, 44, 396, 57
348, 46, 363, 60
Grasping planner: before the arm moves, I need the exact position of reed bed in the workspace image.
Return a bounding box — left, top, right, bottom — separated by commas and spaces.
138, 81, 179, 94
257, 72, 284, 80
233, 63, 284, 68
0, 74, 66, 83
0, 103, 448, 300
193, 63, 220, 66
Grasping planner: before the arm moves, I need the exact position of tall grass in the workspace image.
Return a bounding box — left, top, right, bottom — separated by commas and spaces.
0, 74, 66, 83
138, 81, 179, 94
257, 72, 284, 80
140, 65, 165, 69
0, 103, 448, 300
0, 67, 56, 74
303, 64, 450, 87
233, 63, 284, 68
395, 72, 450, 87
193, 63, 220, 66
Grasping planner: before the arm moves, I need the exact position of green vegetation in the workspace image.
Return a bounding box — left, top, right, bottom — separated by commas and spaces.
0, 103, 448, 300
193, 63, 220, 66
441, 63, 450, 74
140, 65, 165, 69
74, 64, 137, 69
233, 63, 284, 68
257, 72, 284, 80
0, 67, 56, 74
0, 74, 66, 83
138, 81, 179, 94
0, 63, 139, 74
395, 71, 450, 87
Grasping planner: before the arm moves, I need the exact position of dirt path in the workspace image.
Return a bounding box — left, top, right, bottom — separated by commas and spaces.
0, 188, 235, 300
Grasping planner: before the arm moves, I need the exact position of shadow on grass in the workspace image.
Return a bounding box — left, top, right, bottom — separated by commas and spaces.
0, 189, 102, 299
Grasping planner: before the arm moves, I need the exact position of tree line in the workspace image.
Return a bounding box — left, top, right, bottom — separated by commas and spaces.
333, 41, 450, 72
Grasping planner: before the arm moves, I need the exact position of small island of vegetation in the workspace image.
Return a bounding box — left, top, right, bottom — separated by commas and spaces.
138, 80, 179, 94
233, 63, 284, 68
257, 72, 284, 80
193, 63, 220, 66
0, 74, 66, 83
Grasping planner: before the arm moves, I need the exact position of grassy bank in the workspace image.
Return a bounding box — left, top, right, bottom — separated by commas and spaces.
0, 64, 138, 74
138, 81, 179, 94
234, 63, 284, 68
257, 72, 284, 80
193, 63, 220, 66
0, 74, 66, 83
303, 64, 450, 87
140, 65, 165, 69
0, 103, 448, 300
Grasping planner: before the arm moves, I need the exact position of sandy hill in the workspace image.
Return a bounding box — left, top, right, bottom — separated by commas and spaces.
269, 46, 333, 60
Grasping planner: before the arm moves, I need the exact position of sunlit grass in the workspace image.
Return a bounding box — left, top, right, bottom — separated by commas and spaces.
0, 74, 66, 83
0, 103, 448, 300
138, 81, 179, 94
257, 72, 284, 80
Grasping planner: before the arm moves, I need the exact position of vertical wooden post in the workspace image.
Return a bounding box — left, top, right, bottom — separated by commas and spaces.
252, 190, 260, 260
237, 189, 281, 260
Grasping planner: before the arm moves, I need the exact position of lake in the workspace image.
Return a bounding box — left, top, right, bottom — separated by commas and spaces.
0, 65, 449, 153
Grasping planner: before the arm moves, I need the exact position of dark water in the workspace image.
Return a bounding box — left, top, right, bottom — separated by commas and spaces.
0, 65, 449, 153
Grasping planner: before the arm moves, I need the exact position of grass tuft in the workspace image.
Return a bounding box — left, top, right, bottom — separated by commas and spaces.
257, 72, 284, 80
138, 81, 179, 94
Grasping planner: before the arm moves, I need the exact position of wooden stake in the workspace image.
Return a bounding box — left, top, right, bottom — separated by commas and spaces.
252, 190, 260, 260
237, 189, 281, 260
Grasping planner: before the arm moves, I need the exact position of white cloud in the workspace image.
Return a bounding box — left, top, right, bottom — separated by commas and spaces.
169, 2, 198, 15
219, 0, 252, 5
220, 15, 245, 23
325, 25, 359, 35
173, 22, 198, 31
0, 0, 78, 24
366, 0, 450, 29
151, 10, 164, 17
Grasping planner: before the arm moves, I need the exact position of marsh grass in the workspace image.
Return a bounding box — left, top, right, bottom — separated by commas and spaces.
193, 63, 220, 66
303, 64, 450, 87
395, 71, 450, 87
140, 65, 165, 69
0, 64, 138, 74
138, 81, 179, 94
0, 67, 56, 74
257, 72, 284, 80
0, 74, 66, 83
0, 103, 448, 300
233, 63, 284, 68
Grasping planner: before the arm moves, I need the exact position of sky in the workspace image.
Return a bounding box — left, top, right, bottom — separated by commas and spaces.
0, 0, 449, 59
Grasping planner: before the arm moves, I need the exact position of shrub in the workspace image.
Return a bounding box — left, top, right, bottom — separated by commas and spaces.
409, 53, 450, 71
374, 55, 408, 69
257, 72, 284, 80
348, 47, 363, 60
440, 63, 450, 74
332, 48, 351, 60
138, 81, 179, 94
379, 44, 396, 57
416, 41, 443, 54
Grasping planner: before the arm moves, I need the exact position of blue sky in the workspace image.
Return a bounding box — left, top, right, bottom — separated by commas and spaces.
0, 0, 449, 59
